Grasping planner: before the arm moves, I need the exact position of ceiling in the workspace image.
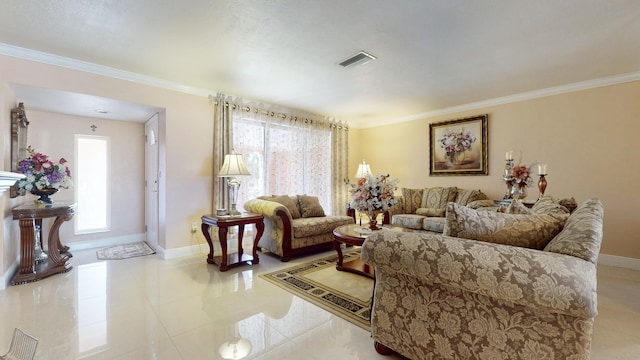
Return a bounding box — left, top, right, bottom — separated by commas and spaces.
1, 0, 639, 128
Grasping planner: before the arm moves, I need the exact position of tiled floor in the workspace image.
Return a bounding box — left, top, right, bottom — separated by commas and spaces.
0, 245, 638, 359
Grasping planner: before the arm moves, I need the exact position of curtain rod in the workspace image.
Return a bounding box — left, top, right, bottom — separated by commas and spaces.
210, 95, 348, 130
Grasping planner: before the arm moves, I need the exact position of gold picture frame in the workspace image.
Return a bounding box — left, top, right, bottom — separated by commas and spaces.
10, 103, 29, 197
429, 114, 488, 176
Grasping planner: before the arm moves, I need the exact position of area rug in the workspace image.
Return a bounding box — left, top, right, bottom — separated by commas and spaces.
260, 249, 373, 330
96, 241, 156, 260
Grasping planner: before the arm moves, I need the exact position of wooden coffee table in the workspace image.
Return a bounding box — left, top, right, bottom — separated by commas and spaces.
332, 224, 400, 278
333, 224, 419, 278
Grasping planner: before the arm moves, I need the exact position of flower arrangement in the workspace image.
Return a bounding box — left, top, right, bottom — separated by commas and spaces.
347, 174, 398, 213
505, 163, 535, 188
17, 146, 73, 192
439, 128, 476, 163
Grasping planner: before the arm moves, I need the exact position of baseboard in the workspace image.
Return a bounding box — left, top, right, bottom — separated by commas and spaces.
68, 233, 146, 251
598, 254, 640, 271
163, 243, 212, 260
0, 262, 18, 291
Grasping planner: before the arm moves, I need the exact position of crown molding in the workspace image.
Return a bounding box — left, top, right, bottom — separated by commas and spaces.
354, 71, 640, 129
2, 42, 639, 129
0, 42, 212, 98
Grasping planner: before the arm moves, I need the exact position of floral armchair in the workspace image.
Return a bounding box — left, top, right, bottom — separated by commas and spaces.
361, 198, 603, 359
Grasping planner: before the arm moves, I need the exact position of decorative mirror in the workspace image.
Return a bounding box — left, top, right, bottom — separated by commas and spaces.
10, 102, 29, 198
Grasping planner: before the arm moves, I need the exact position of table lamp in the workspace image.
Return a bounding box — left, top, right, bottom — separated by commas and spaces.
354, 160, 372, 178
218, 152, 251, 215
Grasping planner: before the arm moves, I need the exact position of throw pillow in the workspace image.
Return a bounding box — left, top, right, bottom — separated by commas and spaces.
531, 196, 570, 215
421, 187, 458, 209
416, 207, 446, 217
297, 195, 326, 218
466, 199, 496, 209
559, 197, 578, 213
505, 199, 532, 214
456, 189, 488, 206
443, 202, 569, 250
402, 188, 424, 214
269, 195, 301, 219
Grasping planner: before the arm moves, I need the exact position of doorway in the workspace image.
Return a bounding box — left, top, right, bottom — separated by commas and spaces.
145, 114, 160, 249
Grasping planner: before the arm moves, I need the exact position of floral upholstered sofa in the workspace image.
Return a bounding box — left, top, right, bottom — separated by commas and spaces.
244, 195, 353, 261
362, 197, 603, 359
386, 186, 493, 232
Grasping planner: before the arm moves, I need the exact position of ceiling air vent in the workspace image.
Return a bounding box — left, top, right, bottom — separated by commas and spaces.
338, 51, 377, 68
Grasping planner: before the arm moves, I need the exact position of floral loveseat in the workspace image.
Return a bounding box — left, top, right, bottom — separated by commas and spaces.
362, 197, 603, 359
244, 195, 353, 261
386, 186, 493, 232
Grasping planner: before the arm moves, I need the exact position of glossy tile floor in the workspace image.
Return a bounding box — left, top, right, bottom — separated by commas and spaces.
0, 246, 639, 359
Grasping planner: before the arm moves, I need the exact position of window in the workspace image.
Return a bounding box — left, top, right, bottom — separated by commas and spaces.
233, 117, 332, 212
75, 135, 110, 233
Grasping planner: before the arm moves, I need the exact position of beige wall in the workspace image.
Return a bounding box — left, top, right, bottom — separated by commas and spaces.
351, 81, 640, 259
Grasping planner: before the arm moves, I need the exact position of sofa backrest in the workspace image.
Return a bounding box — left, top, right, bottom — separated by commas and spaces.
257, 195, 326, 218
543, 198, 604, 264
398, 187, 488, 214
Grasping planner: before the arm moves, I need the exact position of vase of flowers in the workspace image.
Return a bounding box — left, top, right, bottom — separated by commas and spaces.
504, 162, 535, 201
17, 146, 73, 204
439, 128, 476, 166
347, 174, 398, 230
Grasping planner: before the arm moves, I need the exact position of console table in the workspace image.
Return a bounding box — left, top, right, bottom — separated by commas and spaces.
11, 202, 75, 285
201, 213, 264, 271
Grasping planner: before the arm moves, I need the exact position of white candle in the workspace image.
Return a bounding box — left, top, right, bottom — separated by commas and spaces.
505, 151, 514, 161
538, 163, 547, 175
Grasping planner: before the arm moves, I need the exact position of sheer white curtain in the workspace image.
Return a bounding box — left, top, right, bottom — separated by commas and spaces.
215, 97, 347, 215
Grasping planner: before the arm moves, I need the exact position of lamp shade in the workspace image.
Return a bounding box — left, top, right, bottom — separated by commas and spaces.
218, 154, 251, 177
354, 161, 372, 178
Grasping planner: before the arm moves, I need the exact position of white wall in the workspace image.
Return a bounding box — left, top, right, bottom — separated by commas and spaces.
0, 54, 214, 283
26, 110, 145, 244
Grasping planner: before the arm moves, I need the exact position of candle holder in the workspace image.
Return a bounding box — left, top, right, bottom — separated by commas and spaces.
503, 159, 514, 199
538, 174, 547, 200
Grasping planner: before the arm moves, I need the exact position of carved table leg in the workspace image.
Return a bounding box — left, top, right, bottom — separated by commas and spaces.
333, 239, 344, 267
218, 226, 229, 271
18, 219, 36, 275
47, 214, 72, 266
201, 223, 215, 264
252, 220, 264, 264
237, 224, 245, 258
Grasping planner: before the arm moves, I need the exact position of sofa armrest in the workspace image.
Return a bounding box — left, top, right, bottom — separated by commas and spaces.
244, 198, 291, 222
244, 198, 295, 260
361, 230, 597, 319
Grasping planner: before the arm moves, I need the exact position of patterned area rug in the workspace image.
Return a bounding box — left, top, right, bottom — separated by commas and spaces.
96, 241, 156, 260
260, 249, 373, 330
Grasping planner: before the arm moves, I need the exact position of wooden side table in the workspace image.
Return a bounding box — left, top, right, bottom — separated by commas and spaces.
201, 213, 264, 271
11, 202, 75, 285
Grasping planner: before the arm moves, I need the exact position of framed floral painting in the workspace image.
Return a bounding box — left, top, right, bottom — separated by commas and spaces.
429, 114, 488, 176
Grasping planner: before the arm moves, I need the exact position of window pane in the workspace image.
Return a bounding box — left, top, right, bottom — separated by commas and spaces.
233, 117, 332, 213
76, 136, 110, 233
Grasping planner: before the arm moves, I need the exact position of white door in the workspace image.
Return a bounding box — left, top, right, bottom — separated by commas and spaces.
145, 114, 159, 249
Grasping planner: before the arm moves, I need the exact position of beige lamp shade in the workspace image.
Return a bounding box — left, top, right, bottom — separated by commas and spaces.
354, 161, 372, 178
218, 154, 251, 177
